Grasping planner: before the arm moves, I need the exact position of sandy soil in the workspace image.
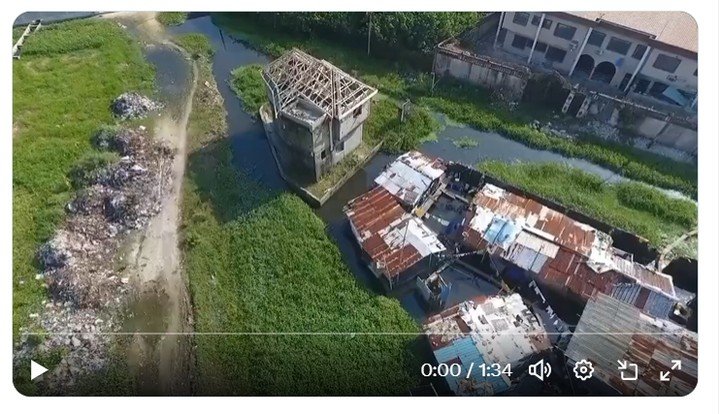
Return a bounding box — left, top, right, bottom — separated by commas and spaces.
105, 12, 197, 395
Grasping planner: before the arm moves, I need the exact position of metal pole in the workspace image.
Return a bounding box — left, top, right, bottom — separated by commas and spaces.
623, 45, 652, 94
568, 27, 593, 77
367, 12, 372, 56
493, 12, 505, 49
527, 14, 545, 64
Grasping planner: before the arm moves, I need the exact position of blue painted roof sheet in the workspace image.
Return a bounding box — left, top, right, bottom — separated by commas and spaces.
482, 216, 522, 250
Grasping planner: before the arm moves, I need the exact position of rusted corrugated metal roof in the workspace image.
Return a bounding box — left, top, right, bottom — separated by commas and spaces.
566, 293, 697, 396
466, 183, 678, 307
347, 186, 404, 241
346, 185, 445, 279
471, 184, 599, 256
612, 255, 676, 298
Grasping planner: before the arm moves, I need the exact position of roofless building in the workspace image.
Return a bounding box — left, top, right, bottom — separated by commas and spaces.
262, 48, 378, 182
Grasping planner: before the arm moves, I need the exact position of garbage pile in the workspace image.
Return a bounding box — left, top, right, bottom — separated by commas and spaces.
111, 92, 163, 120
39, 127, 173, 307
14, 303, 115, 393
17, 126, 174, 393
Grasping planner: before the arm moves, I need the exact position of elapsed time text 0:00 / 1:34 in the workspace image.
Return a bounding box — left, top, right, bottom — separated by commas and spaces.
420, 362, 513, 378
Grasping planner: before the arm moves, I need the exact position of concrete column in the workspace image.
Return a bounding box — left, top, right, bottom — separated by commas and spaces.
494, 12, 505, 49
623, 45, 652, 93
568, 27, 593, 77
527, 14, 545, 64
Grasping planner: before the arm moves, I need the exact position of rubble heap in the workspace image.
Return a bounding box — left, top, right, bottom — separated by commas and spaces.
17, 126, 174, 393
111, 92, 163, 120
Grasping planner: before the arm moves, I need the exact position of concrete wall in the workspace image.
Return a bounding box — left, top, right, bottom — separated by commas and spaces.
640, 48, 698, 93
584, 94, 698, 153
434, 49, 529, 101
335, 100, 372, 139
653, 122, 698, 152
628, 113, 697, 153
328, 124, 363, 171
277, 113, 315, 154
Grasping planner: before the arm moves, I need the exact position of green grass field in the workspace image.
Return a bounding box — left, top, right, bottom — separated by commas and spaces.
12, 19, 155, 336
182, 35, 422, 395
213, 13, 696, 198
478, 161, 697, 258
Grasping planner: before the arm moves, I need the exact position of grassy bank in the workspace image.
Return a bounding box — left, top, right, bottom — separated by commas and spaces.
181, 35, 422, 395
478, 161, 697, 258
213, 13, 696, 198
229, 64, 439, 153
13, 19, 154, 335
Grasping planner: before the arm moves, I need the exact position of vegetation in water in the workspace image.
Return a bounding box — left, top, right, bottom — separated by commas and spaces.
229, 64, 266, 114
452, 137, 479, 148
157, 12, 188, 26
364, 99, 440, 153
175, 32, 214, 59
213, 13, 697, 198
478, 161, 697, 258
184, 42, 423, 395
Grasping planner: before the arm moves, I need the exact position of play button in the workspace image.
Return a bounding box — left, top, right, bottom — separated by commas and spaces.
30, 360, 48, 381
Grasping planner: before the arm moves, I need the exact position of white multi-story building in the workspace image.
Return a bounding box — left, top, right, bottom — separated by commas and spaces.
494, 11, 697, 109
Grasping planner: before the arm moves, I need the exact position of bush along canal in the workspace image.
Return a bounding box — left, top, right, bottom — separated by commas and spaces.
168, 13, 698, 395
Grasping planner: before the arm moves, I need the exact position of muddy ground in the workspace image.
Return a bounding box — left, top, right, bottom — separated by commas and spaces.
105, 12, 197, 395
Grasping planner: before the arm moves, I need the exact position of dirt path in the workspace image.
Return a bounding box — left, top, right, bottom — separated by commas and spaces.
125, 81, 196, 394
105, 12, 197, 395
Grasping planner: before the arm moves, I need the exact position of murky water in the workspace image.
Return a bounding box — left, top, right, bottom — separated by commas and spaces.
145, 45, 193, 116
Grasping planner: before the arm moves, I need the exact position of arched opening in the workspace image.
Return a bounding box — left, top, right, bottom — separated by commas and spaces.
574, 54, 595, 79
591, 61, 616, 84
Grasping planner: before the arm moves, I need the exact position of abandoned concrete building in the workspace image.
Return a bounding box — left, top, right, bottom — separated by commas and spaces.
434, 12, 699, 153
495, 12, 697, 107
262, 48, 378, 182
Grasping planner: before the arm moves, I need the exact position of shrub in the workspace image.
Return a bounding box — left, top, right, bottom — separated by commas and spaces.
176, 33, 214, 59
229, 65, 266, 114
157, 12, 188, 26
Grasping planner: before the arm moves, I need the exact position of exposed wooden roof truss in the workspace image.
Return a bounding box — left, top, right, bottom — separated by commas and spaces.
263, 48, 378, 119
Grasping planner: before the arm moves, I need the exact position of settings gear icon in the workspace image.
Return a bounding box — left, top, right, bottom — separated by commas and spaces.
573, 359, 595, 381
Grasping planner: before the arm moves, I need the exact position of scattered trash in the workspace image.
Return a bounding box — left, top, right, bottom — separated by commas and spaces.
111, 92, 163, 120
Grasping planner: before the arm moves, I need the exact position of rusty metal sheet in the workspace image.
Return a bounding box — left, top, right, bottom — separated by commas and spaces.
472, 184, 598, 256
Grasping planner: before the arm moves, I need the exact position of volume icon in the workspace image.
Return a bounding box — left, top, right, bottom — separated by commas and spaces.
528, 359, 552, 381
